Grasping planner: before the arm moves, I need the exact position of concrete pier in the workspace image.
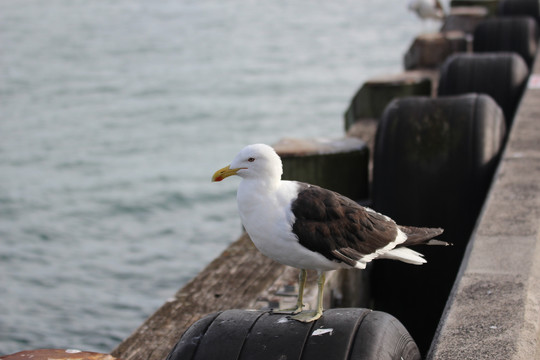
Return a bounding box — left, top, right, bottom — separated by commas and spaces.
427, 54, 540, 360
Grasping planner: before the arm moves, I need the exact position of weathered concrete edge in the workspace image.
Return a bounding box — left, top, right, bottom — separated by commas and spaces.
427, 57, 540, 359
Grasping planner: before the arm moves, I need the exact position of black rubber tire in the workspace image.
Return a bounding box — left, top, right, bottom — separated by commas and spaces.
437, 52, 529, 126
165, 311, 221, 360
498, 0, 540, 24
166, 308, 421, 360
371, 93, 506, 355
473, 16, 539, 68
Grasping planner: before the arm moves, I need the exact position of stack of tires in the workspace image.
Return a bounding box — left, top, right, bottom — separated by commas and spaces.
372, 0, 537, 355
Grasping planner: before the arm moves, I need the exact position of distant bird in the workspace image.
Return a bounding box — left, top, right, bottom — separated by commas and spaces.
212, 144, 448, 322
408, 0, 445, 21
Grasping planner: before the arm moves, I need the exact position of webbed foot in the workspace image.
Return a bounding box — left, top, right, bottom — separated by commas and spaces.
288, 309, 322, 323
271, 304, 303, 315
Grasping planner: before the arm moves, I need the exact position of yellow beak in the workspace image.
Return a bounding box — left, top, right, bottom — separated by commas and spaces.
211, 165, 243, 182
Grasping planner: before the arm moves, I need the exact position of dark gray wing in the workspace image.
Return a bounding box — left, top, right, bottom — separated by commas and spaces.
290, 183, 399, 266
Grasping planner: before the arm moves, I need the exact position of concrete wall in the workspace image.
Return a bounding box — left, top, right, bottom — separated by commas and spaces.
428, 52, 540, 360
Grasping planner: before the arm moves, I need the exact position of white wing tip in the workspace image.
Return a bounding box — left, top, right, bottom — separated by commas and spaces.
380, 247, 427, 265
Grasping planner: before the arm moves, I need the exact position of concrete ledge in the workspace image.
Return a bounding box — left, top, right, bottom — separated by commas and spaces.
442, 6, 489, 34
274, 137, 369, 200
449, 0, 499, 17
404, 31, 471, 70
344, 70, 435, 131
428, 55, 540, 359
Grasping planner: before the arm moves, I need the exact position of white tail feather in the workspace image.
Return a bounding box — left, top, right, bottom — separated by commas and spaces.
380, 247, 427, 265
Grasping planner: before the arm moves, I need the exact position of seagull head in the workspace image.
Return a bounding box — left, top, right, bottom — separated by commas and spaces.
211, 143, 283, 183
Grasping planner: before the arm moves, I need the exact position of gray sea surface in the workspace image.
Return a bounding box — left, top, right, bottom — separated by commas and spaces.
0, 0, 426, 354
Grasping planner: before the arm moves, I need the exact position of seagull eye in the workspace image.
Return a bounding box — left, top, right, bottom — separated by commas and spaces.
248, 157, 255, 162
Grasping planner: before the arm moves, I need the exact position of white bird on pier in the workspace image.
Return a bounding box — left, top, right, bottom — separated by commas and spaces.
408, 0, 445, 21
212, 144, 448, 322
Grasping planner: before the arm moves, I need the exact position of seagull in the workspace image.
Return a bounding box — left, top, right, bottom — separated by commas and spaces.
212, 144, 447, 322
408, 0, 445, 21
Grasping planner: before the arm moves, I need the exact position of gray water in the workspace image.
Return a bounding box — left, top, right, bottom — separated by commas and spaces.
0, 0, 424, 354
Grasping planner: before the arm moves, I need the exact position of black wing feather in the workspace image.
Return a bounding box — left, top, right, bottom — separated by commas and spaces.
291, 183, 399, 264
